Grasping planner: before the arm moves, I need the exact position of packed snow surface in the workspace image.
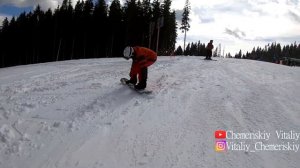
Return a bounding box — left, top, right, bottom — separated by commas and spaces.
0, 56, 299, 168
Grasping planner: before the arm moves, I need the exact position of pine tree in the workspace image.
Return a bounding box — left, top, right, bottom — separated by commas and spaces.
82, 0, 94, 58
142, 0, 152, 49
1, 17, 9, 32
213, 47, 218, 57
0, 0, 180, 67
73, 0, 84, 59
124, 0, 140, 45
185, 43, 191, 55
151, 0, 162, 51
160, 0, 177, 55
109, 0, 123, 57
174, 45, 183, 55
94, 0, 108, 57
180, 0, 190, 55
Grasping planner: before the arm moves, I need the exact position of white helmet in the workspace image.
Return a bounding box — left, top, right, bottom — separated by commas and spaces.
123, 46, 134, 59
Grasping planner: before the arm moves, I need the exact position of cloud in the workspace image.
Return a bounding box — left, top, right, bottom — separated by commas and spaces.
0, 0, 79, 26
0, 0, 58, 10
0, 0, 31, 7
173, 0, 300, 52
225, 28, 246, 39
175, 9, 183, 23
255, 35, 300, 43
193, 7, 215, 23
0, 0, 87, 10
0, 14, 11, 26
288, 10, 300, 23
0, 0, 90, 23
200, 17, 215, 23
286, 0, 299, 5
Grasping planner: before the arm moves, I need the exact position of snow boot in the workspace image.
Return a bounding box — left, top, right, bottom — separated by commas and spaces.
126, 77, 137, 85
135, 82, 146, 90
135, 68, 147, 90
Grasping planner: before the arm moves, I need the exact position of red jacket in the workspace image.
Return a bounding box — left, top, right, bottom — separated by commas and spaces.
132, 46, 157, 67
130, 46, 157, 78
206, 42, 214, 50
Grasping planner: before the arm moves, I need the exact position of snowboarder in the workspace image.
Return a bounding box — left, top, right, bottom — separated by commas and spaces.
205, 40, 214, 60
123, 46, 157, 90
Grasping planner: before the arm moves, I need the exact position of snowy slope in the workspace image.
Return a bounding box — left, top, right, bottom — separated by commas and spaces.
0, 57, 299, 168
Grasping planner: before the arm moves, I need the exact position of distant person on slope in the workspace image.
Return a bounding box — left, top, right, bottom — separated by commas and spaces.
123, 46, 157, 90
205, 40, 214, 60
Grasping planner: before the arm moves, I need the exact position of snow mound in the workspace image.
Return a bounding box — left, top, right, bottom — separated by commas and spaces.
0, 57, 299, 168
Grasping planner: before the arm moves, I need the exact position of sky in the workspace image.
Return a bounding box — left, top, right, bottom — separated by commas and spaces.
173, 0, 300, 55
0, 0, 299, 55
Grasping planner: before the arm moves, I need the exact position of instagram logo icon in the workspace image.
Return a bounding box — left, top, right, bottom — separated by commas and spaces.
215, 130, 226, 152
215, 140, 226, 152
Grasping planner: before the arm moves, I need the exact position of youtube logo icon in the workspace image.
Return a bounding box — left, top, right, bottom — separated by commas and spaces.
215, 130, 226, 139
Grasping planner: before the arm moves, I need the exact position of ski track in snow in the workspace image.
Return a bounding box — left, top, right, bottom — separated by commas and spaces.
0, 57, 299, 168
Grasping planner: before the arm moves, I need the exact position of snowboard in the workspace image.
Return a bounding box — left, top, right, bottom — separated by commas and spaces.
120, 78, 152, 94
203, 58, 217, 61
